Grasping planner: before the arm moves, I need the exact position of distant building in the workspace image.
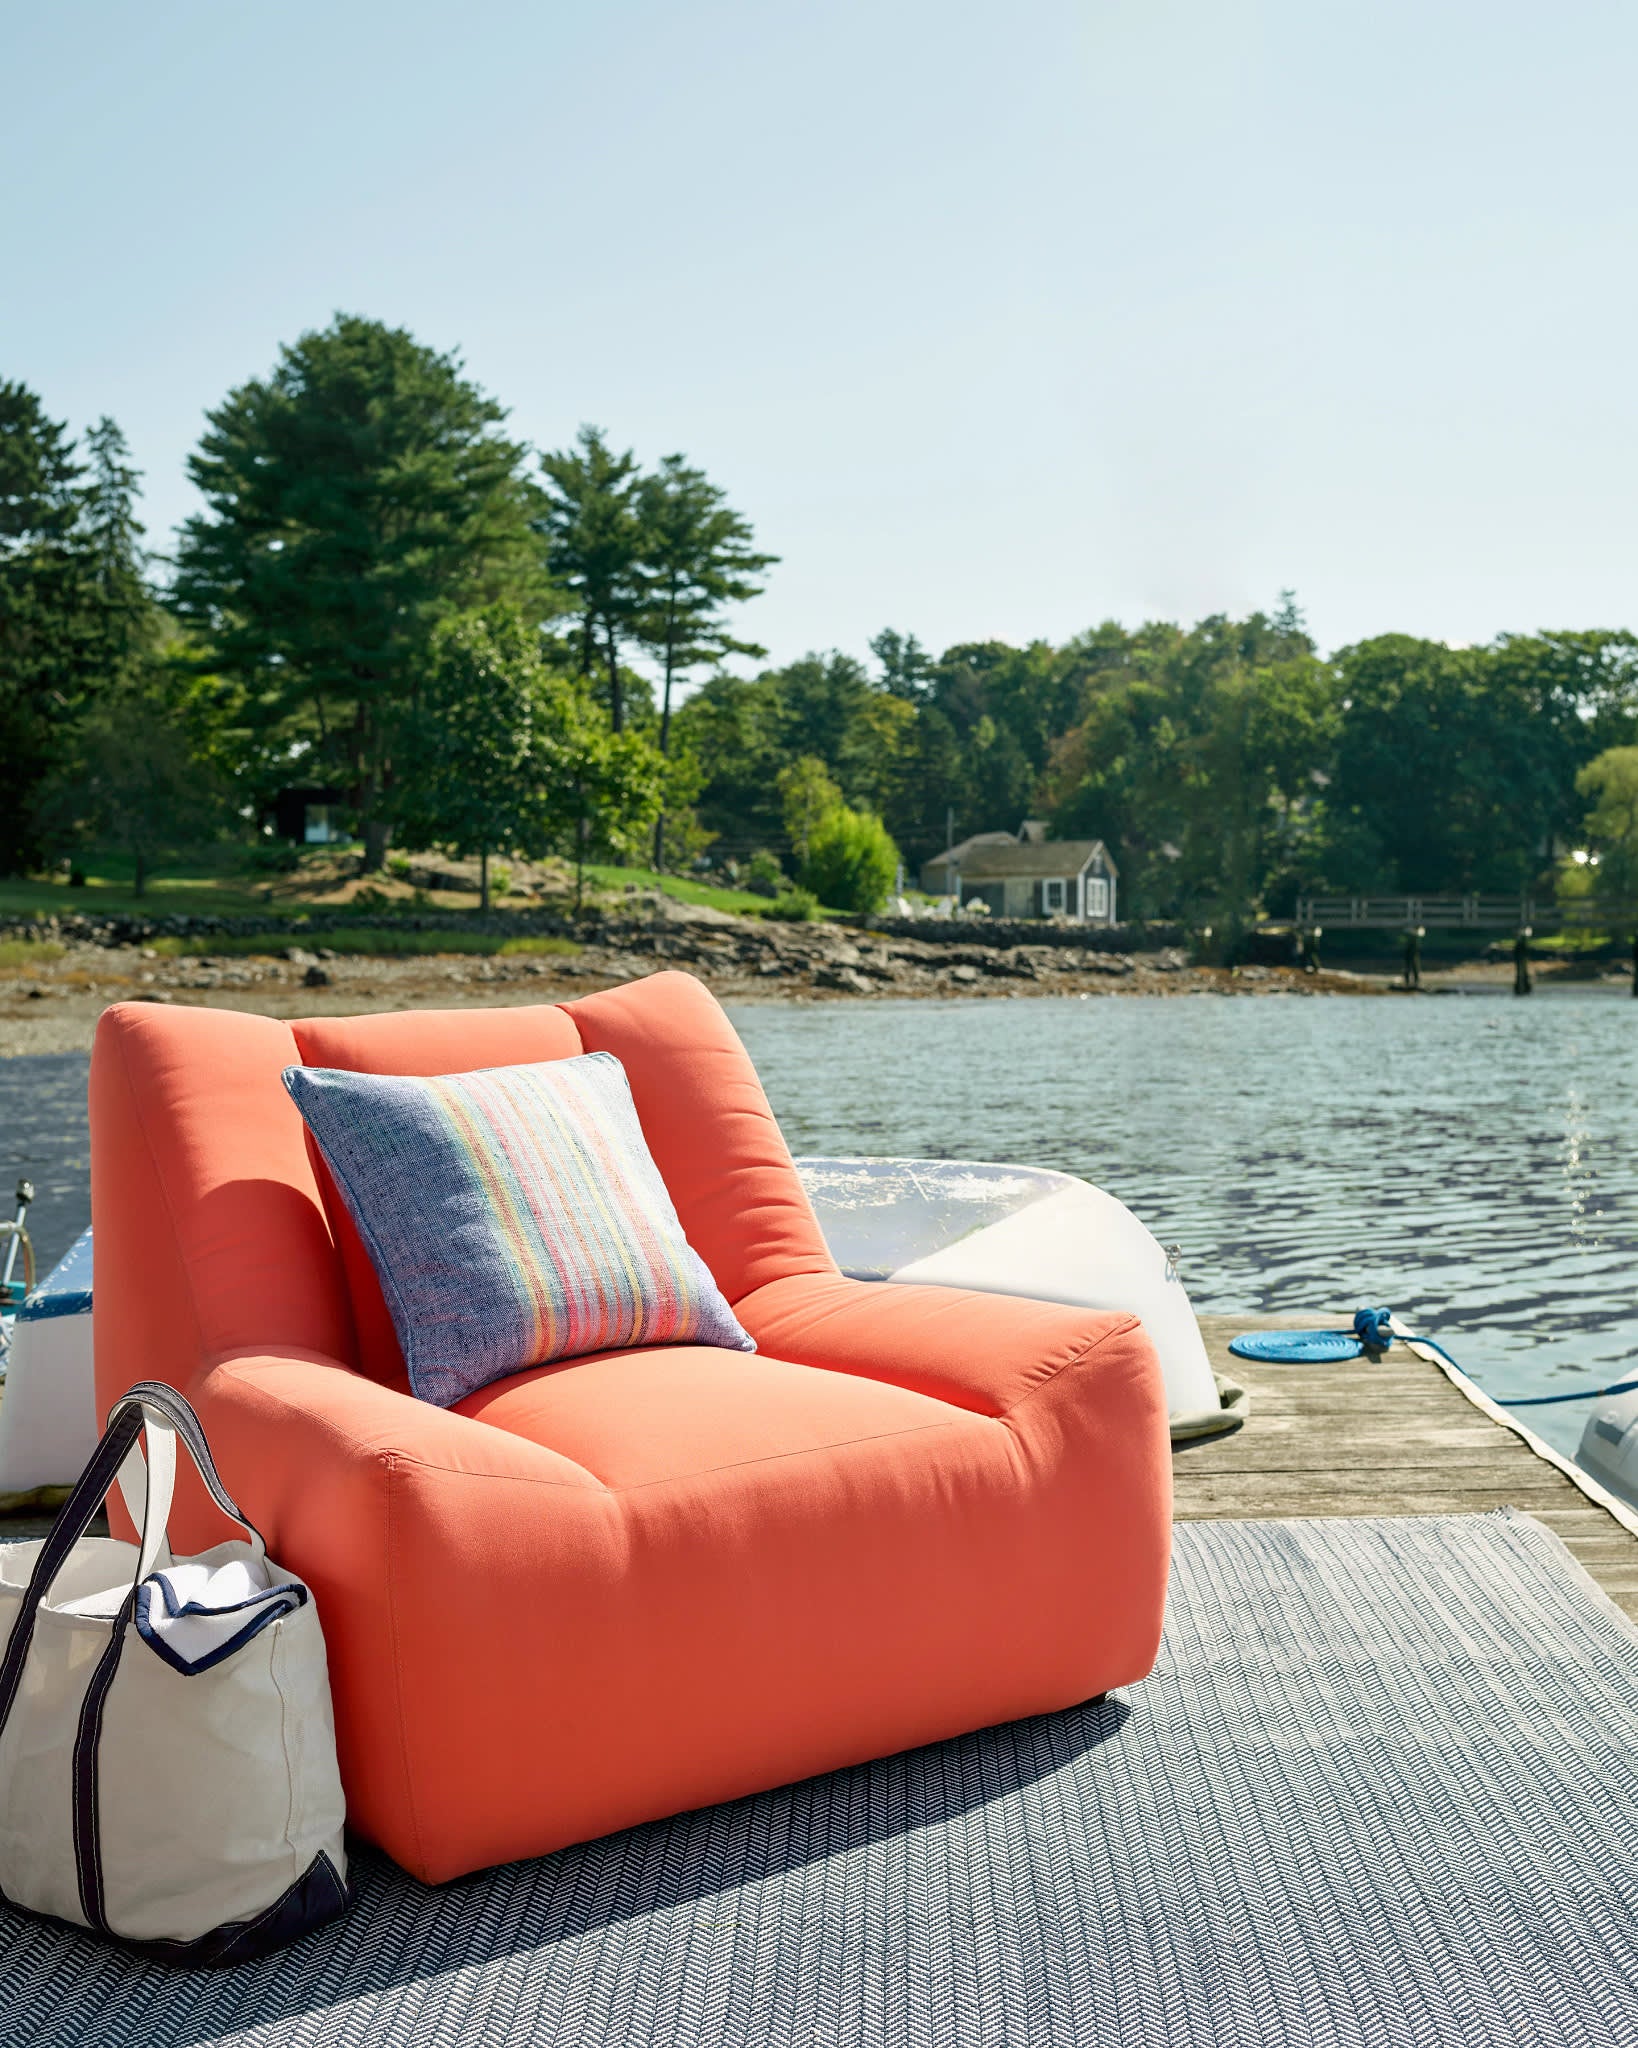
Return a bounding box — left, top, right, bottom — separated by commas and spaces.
920, 820, 1119, 923
269, 787, 349, 845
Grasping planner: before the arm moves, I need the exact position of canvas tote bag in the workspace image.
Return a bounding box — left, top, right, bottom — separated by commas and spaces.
0, 1380, 348, 1962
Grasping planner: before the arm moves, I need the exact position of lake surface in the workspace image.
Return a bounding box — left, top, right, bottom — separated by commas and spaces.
728, 993, 1638, 1462
7, 993, 1637, 1460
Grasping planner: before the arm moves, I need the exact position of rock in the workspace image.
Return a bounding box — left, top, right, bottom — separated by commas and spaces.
1082, 953, 1135, 977
948, 963, 982, 984
814, 964, 874, 993
1152, 948, 1189, 973
756, 960, 787, 978
302, 965, 332, 988
286, 947, 318, 966
825, 942, 864, 968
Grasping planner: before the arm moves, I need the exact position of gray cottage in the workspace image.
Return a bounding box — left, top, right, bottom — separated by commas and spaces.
921, 820, 1119, 924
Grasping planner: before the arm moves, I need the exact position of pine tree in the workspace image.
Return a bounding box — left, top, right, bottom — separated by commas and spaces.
537, 427, 645, 732
0, 386, 154, 873
174, 315, 551, 868
636, 455, 775, 756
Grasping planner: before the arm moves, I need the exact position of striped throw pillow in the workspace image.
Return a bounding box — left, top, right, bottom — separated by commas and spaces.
283, 1051, 754, 1407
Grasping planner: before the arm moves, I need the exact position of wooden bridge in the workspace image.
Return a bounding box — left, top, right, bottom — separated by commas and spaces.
1294, 893, 1634, 932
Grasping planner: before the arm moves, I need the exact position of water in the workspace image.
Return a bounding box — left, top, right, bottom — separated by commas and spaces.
728, 993, 1638, 1462
1, 1053, 90, 1285
7, 994, 1637, 1460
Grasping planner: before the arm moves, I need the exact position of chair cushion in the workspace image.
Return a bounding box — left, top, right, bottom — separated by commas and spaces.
455, 1341, 962, 1490
283, 1051, 753, 1407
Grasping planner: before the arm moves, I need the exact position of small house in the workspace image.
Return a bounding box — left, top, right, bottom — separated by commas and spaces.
921, 820, 1119, 923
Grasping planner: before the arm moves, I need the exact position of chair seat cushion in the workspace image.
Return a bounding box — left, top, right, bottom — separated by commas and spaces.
455, 1342, 963, 1490
283, 1051, 753, 1407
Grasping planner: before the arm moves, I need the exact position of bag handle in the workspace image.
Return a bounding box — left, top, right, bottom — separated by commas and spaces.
0, 1381, 266, 1746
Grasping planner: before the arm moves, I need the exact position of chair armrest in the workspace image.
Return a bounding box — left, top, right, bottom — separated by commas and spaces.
736, 1271, 1161, 1421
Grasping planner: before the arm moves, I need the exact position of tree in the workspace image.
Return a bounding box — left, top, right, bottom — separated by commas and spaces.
392, 611, 555, 911
393, 608, 668, 911
36, 680, 225, 895
636, 454, 775, 756
537, 426, 646, 732
0, 387, 155, 872
777, 755, 843, 867
802, 806, 900, 914
634, 453, 774, 869
174, 315, 549, 869
1578, 747, 1638, 916
871, 628, 936, 700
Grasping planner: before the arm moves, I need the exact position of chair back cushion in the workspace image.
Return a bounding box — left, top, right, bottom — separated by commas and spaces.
290, 973, 834, 1386
284, 1049, 754, 1407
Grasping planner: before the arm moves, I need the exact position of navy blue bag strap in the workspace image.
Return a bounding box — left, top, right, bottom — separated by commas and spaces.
0, 1382, 264, 1747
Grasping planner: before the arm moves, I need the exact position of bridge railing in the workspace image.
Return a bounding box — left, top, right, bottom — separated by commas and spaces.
1293, 895, 1636, 931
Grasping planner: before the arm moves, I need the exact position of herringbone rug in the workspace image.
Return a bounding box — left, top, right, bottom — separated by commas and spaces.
5, 1511, 1637, 2047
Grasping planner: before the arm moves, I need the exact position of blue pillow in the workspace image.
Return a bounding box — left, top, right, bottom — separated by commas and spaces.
284, 1051, 754, 1407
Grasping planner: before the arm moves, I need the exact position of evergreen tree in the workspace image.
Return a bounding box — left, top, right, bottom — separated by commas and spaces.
174, 315, 550, 868
537, 426, 646, 732
636, 454, 775, 755
0, 386, 154, 873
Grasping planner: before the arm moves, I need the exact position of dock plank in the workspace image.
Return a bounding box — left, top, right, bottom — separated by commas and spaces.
1184, 1314, 1638, 1621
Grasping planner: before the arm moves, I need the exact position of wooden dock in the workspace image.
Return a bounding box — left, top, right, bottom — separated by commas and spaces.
7, 1314, 1638, 1623
1186, 1314, 1638, 1621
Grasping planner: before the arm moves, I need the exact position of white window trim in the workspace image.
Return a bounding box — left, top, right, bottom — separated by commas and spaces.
1042, 877, 1066, 914
1084, 874, 1110, 921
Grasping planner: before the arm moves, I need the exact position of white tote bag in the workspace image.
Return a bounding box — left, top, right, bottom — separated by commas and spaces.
0, 1380, 348, 1961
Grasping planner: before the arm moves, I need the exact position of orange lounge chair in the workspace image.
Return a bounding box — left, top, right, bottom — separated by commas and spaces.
90, 973, 1171, 1884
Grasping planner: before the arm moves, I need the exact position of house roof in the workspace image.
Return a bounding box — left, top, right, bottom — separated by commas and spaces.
952, 839, 1116, 880
924, 831, 1017, 869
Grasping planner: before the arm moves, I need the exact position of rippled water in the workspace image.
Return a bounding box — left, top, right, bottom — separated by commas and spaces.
729, 993, 1638, 1461
6, 994, 1637, 1460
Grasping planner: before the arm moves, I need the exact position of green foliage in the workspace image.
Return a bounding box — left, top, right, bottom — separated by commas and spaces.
1577, 746, 1638, 913
36, 677, 228, 895
0, 940, 65, 971
801, 807, 899, 914
391, 607, 665, 909
764, 885, 819, 921
0, 388, 159, 873
537, 426, 647, 731
173, 316, 551, 865
743, 849, 787, 897
777, 755, 843, 864
635, 454, 775, 752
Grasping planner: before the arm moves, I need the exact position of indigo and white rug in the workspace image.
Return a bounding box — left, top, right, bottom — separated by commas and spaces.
5, 1510, 1638, 2047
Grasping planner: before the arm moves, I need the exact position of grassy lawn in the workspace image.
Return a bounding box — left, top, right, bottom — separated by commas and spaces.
575, 862, 779, 916
0, 848, 800, 925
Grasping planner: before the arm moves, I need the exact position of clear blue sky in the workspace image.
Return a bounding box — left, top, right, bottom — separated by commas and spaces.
5, 1, 1635, 669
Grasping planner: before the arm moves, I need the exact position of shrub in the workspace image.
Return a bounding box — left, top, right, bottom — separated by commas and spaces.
743, 850, 787, 899
764, 886, 819, 922
248, 841, 299, 876
801, 808, 899, 914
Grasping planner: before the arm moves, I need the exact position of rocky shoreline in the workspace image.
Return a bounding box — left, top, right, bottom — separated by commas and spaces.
0, 901, 1395, 1058
15, 894, 1629, 1059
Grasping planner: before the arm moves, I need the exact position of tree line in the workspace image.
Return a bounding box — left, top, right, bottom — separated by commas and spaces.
4, 312, 1638, 924
678, 612, 1638, 925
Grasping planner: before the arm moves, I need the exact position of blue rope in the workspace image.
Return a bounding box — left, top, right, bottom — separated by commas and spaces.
1349, 1305, 1629, 1408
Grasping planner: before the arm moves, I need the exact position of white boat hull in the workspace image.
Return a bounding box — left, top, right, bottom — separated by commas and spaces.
0, 1156, 1226, 1496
